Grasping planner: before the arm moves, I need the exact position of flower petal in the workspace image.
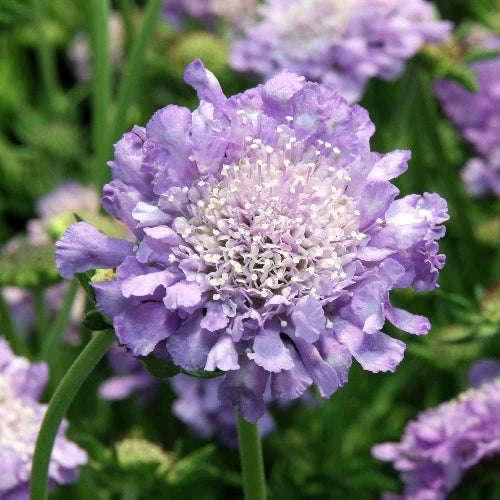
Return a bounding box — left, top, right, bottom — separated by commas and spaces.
218, 357, 269, 423
248, 326, 294, 373
334, 321, 405, 373
205, 335, 240, 371
167, 313, 218, 371
291, 295, 325, 343
184, 59, 226, 106
270, 342, 313, 399
163, 281, 204, 311
56, 222, 134, 279
114, 302, 174, 356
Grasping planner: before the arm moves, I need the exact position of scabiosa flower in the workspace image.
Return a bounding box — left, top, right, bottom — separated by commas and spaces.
434, 29, 500, 197
372, 360, 500, 500
230, 0, 451, 102
56, 60, 448, 423
0, 338, 87, 498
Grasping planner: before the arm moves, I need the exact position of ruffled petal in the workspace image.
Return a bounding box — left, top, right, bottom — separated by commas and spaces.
385, 304, 431, 335
218, 357, 269, 423
248, 326, 294, 373
122, 270, 179, 298
294, 338, 340, 398
200, 302, 229, 331
56, 222, 134, 279
291, 295, 325, 343
114, 302, 174, 356
205, 335, 240, 371
368, 150, 411, 181
167, 313, 217, 371
92, 279, 130, 320
184, 59, 226, 106
163, 281, 204, 311
334, 321, 405, 373
270, 342, 313, 399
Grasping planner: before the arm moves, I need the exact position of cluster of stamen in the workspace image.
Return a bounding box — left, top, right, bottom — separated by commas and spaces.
172, 122, 366, 299
0, 375, 38, 474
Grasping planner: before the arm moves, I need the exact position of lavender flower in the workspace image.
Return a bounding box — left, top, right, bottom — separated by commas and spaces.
434, 30, 500, 197
56, 60, 448, 423
230, 0, 451, 102
0, 338, 87, 498
372, 360, 500, 500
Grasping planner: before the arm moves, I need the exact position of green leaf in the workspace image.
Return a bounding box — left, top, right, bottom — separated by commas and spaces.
84, 309, 112, 331
75, 271, 96, 303
139, 355, 181, 379
139, 354, 226, 379
181, 368, 225, 379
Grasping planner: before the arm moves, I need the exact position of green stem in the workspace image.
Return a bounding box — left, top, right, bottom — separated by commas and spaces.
32, 0, 60, 112
0, 291, 28, 356
40, 280, 79, 362
89, 0, 112, 186
236, 409, 267, 500
33, 288, 48, 337
112, 0, 164, 142
119, 0, 135, 48
30, 329, 115, 500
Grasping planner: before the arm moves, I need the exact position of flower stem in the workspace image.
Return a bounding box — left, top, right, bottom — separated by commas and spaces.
89, 0, 112, 186
32, 0, 60, 112
39, 280, 79, 362
236, 409, 267, 500
112, 0, 164, 142
30, 329, 115, 500
0, 291, 28, 356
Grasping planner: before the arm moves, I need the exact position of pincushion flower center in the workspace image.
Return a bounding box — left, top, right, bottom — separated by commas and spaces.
0, 376, 37, 456
175, 132, 365, 298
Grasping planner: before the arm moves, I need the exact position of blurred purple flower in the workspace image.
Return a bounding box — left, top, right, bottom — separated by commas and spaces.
99, 346, 275, 447
1, 182, 99, 345
372, 359, 500, 500
434, 30, 500, 198
164, 0, 256, 30
0, 338, 87, 498
230, 0, 451, 102
56, 60, 448, 423
68, 13, 125, 82
172, 374, 275, 447
99, 344, 162, 403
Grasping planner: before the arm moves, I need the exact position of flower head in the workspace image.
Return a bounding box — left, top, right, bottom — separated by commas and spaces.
230, 0, 451, 102
56, 60, 448, 423
373, 360, 500, 500
0, 338, 87, 497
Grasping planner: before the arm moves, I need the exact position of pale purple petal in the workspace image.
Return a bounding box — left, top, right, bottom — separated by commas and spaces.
56, 222, 134, 279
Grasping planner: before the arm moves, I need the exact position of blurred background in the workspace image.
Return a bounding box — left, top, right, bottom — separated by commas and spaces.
0, 0, 499, 498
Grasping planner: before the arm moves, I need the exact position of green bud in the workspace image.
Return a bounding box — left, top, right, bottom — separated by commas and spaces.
481, 284, 500, 325
115, 437, 172, 473
0, 239, 60, 288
